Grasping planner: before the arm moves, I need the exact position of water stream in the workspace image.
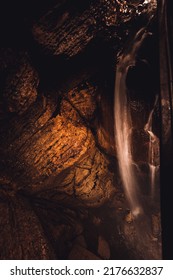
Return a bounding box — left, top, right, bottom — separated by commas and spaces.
114, 27, 149, 218
144, 96, 160, 197
113, 0, 161, 258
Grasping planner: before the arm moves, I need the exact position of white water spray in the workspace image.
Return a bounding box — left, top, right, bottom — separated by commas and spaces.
144, 96, 160, 197
114, 28, 149, 218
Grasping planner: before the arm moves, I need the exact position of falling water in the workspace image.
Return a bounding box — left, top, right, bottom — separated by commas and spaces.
144, 96, 160, 197
114, 27, 150, 218
113, 0, 161, 258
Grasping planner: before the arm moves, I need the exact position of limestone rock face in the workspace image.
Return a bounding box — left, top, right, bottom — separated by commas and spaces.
31, 0, 157, 58
32, 0, 117, 57
0, 79, 114, 207
61, 82, 97, 123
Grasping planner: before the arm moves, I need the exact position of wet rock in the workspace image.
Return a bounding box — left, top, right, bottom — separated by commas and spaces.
131, 129, 149, 164
116, 0, 157, 23
96, 125, 115, 155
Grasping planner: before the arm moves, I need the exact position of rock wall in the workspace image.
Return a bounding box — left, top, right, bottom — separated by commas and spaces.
0, 0, 161, 259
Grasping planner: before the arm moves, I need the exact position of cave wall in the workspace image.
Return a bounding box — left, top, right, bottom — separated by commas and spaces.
0, 0, 161, 260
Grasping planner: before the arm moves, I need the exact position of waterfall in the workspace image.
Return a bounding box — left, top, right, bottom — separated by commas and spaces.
114, 27, 151, 218
144, 96, 160, 197
113, 0, 161, 258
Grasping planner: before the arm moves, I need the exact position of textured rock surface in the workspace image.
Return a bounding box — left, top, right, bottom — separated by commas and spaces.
32, 0, 157, 58
3, 54, 39, 114
0, 186, 54, 259
32, 0, 117, 57
0, 79, 115, 207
